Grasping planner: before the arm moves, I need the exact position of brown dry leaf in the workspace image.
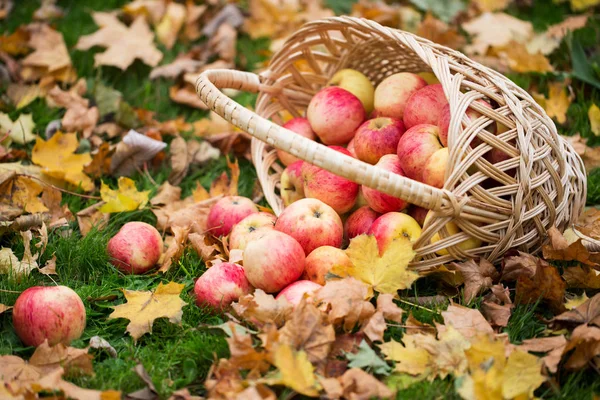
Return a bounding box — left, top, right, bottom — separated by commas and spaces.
22, 23, 72, 75
438, 304, 494, 339
231, 289, 293, 328
33, 0, 64, 20
563, 133, 600, 172
453, 258, 499, 303
516, 255, 566, 313
187, 140, 220, 166
155, 2, 186, 50
149, 57, 204, 80
168, 136, 189, 185
339, 368, 395, 400
76, 202, 109, 237
528, 15, 590, 55
360, 311, 387, 343
169, 83, 209, 110
110, 129, 167, 176
6, 83, 41, 110
75, 12, 162, 70
84, 142, 112, 178
562, 324, 600, 370
417, 13, 465, 50
543, 225, 600, 266
39, 254, 57, 275
551, 292, 600, 328
533, 81, 572, 124
314, 278, 375, 331
183, 2, 207, 41
517, 336, 567, 373
376, 293, 404, 323
122, 0, 166, 24
278, 299, 336, 364
481, 301, 513, 328
462, 12, 533, 55
563, 265, 600, 289
188, 232, 228, 267
128, 363, 158, 400
578, 208, 600, 240
46, 83, 99, 138
0, 303, 12, 314
405, 312, 436, 335
109, 281, 187, 341
0, 26, 30, 55
501, 250, 539, 281
150, 181, 181, 206
360, 294, 405, 342
492, 40, 554, 73
0, 175, 48, 214
225, 326, 270, 373
471, 0, 513, 12
29, 340, 93, 377
159, 226, 189, 273
153, 195, 216, 234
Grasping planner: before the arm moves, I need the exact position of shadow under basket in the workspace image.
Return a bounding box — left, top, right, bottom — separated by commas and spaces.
196, 16, 587, 273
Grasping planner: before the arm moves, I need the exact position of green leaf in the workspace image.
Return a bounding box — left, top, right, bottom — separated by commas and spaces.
409, 0, 465, 23
346, 340, 392, 375
93, 83, 122, 116
569, 34, 600, 90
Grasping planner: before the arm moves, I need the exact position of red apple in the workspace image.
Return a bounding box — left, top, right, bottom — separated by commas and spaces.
438, 100, 495, 147
277, 117, 316, 166
373, 72, 427, 120
243, 230, 305, 293
347, 138, 357, 157
275, 198, 343, 255
107, 221, 163, 274
302, 146, 359, 214
307, 86, 365, 145
304, 245, 353, 285
403, 84, 448, 129
13, 286, 86, 346
280, 160, 305, 207
368, 212, 422, 254
194, 262, 252, 311
397, 124, 443, 182
276, 280, 322, 306
229, 212, 276, 251
422, 147, 449, 189
362, 155, 409, 213
206, 196, 258, 237
354, 117, 406, 164
345, 206, 381, 239
407, 205, 429, 227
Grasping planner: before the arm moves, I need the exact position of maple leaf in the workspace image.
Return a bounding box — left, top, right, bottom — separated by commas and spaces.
7, 83, 42, 110
108, 281, 187, 340
471, 0, 512, 12
462, 12, 533, 55
150, 181, 181, 206
338, 368, 396, 399
314, 278, 375, 331
272, 344, 320, 397
225, 326, 270, 373
346, 340, 392, 375
0, 230, 38, 277
589, 103, 600, 136
84, 142, 112, 178
0, 174, 47, 214
481, 284, 513, 328
339, 234, 418, 294
99, 177, 149, 213
516, 336, 567, 373
562, 324, 600, 370
380, 336, 433, 376
452, 258, 499, 303
21, 23, 73, 77
492, 40, 554, 73
439, 304, 494, 339
543, 226, 600, 266
168, 136, 189, 185
76, 202, 109, 237
110, 129, 167, 177
533, 81, 572, 124
405, 312, 436, 335
0, 26, 30, 55
31, 132, 93, 191
515, 256, 566, 313
416, 13, 465, 49
0, 112, 36, 144
46, 83, 99, 138
75, 12, 163, 70
155, 2, 186, 49
563, 266, 600, 289
231, 289, 293, 328
501, 250, 539, 281
159, 225, 189, 273
551, 292, 600, 328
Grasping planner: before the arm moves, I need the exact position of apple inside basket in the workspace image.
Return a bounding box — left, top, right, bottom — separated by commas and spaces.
195, 16, 586, 273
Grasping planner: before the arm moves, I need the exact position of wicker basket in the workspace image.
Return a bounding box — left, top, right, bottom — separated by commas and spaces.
196, 16, 587, 272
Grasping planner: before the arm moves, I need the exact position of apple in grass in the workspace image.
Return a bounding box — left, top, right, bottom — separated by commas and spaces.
243, 230, 305, 293
354, 117, 406, 164
280, 160, 305, 207
194, 262, 252, 312
13, 286, 86, 346
397, 124, 443, 182
327, 68, 375, 113
307, 86, 366, 145
276, 280, 322, 306
304, 246, 353, 285
438, 100, 495, 147
302, 146, 359, 214
344, 206, 381, 239
206, 196, 258, 237
229, 212, 276, 251
368, 212, 422, 254
424, 211, 481, 256
373, 72, 427, 120
403, 84, 448, 129
107, 222, 163, 274
362, 155, 409, 213
422, 147, 449, 189
276, 118, 316, 166
275, 198, 343, 255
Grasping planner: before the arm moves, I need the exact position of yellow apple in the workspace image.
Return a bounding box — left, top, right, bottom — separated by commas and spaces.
368, 212, 422, 254
418, 72, 440, 85
328, 69, 375, 113
424, 211, 482, 256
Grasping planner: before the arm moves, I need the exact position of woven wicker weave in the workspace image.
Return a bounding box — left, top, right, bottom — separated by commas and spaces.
196, 16, 587, 272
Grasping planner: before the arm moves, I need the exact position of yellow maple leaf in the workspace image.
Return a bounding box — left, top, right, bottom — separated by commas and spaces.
588, 103, 600, 136
465, 334, 506, 372
570, 0, 600, 11
380, 337, 432, 376
493, 41, 553, 73
533, 82, 572, 124
109, 281, 187, 341
99, 177, 149, 213
0, 112, 36, 144
0, 176, 47, 214
339, 234, 418, 294
472, 0, 512, 12
31, 132, 93, 192
273, 344, 320, 397
502, 350, 546, 398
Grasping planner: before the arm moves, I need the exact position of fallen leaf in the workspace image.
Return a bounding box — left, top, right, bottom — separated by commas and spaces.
109, 281, 187, 341
188, 232, 228, 267
110, 129, 167, 176
380, 335, 432, 376
551, 292, 600, 328
168, 136, 189, 185
501, 251, 539, 281
28, 340, 93, 377
339, 368, 395, 399
84, 142, 112, 178
569, 0, 600, 11
463, 12, 533, 55
360, 310, 387, 342
471, 0, 513, 12
272, 344, 320, 397
529, 15, 589, 55
46, 83, 99, 138
563, 133, 600, 172
563, 265, 600, 289
39, 254, 56, 275
416, 13, 465, 49
183, 2, 207, 41
339, 234, 418, 294
89, 336, 117, 358
453, 258, 499, 303
565, 292, 590, 310
231, 289, 293, 328
128, 363, 158, 400
0, 26, 29, 55
155, 2, 185, 49
517, 335, 567, 373
439, 304, 494, 339
562, 324, 600, 369
405, 312, 436, 335
346, 339, 391, 375
169, 83, 209, 110
533, 81, 572, 124
0, 175, 47, 214
0, 112, 36, 144
159, 225, 189, 273
481, 301, 512, 327
33, 367, 121, 400
0, 303, 11, 314
409, 0, 465, 22
589, 103, 600, 136
0, 246, 37, 278
516, 255, 566, 313
543, 226, 600, 266
22, 23, 72, 74
75, 12, 163, 69
33, 0, 64, 20
99, 177, 149, 213
150, 181, 181, 206
224, 324, 270, 373
314, 278, 375, 331
149, 57, 204, 80
122, 0, 166, 24
6, 83, 41, 110
76, 202, 109, 237
492, 40, 554, 73
31, 131, 93, 191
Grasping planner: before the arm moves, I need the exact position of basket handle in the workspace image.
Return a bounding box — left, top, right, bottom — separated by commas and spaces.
195, 69, 509, 224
